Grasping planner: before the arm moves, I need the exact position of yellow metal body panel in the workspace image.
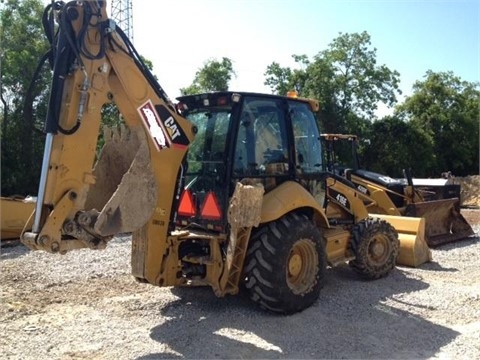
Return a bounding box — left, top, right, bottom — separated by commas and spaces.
260, 181, 329, 228
324, 176, 370, 222
1, 197, 35, 240
373, 214, 431, 267
322, 228, 353, 266
350, 174, 404, 215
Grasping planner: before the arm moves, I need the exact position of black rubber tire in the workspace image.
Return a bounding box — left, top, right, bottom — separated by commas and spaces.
243, 212, 327, 314
349, 217, 399, 280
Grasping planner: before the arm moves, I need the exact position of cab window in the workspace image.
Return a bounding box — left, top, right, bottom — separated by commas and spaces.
290, 101, 322, 174
233, 97, 289, 177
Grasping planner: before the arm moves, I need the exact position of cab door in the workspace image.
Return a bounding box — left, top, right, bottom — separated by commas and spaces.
289, 99, 325, 206
231, 95, 292, 191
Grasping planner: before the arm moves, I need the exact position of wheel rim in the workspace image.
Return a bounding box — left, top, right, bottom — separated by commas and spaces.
286, 239, 318, 294
368, 234, 390, 266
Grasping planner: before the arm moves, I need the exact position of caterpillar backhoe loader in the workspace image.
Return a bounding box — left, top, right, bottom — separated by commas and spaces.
321, 134, 474, 248
21, 0, 427, 314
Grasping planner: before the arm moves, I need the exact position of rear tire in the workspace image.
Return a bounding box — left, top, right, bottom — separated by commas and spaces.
244, 213, 326, 314
350, 218, 399, 280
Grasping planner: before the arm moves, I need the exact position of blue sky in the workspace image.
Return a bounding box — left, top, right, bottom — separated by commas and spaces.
128, 0, 479, 111
43, 1, 480, 111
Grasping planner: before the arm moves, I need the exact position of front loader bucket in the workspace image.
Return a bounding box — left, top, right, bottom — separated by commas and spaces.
1, 197, 35, 240
405, 199, 475, 247
84, 126, 157, 236
374, 214, 432, 267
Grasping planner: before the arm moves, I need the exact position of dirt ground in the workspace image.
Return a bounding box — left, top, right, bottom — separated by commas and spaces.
453, 175, 480, 207
1, 208, 479, 359
461, 208, 479, 225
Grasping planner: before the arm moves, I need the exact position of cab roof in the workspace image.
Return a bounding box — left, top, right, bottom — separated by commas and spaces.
176, 91, 319, 112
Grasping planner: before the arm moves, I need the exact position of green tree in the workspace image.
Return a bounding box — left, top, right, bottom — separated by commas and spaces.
264, 55, 310, 96
396, 71, 479, 176
1, 0, 50, 195
264, 61, 294, 96
264, 31, 401, 135
362, 116, 434, 177
181, 57, 236, 95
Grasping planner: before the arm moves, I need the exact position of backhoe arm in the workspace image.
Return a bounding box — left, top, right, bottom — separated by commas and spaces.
22, 0, 196, 267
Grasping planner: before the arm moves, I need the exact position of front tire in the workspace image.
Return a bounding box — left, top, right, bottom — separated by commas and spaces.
349, 218, 399, 279
244, 213, 326, 314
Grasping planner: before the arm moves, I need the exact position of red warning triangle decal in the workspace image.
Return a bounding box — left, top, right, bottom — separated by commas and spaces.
178, 190, 195, 217
200, 192, 221, 220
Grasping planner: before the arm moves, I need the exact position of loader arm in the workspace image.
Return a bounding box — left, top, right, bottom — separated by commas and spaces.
22, 1, 196, 280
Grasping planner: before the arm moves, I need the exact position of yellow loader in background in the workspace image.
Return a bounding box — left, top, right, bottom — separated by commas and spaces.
321, 134, 474, 248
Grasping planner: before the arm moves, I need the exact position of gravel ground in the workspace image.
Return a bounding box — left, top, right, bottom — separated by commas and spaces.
1, 211, 479, 360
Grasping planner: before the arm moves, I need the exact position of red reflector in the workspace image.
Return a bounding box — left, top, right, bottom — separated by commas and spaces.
178, 190, 195, 217
200, 192, 222, 220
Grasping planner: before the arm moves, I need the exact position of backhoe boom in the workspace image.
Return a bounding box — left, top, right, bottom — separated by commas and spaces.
22, 1, 196, 285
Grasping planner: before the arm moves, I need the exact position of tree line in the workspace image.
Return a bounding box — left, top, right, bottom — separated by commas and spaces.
1, 0, 478, 196
260, 32, 479, 178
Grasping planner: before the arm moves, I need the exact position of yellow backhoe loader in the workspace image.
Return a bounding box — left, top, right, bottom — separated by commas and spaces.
321, 134, 474, 248
20, 0, 428, 314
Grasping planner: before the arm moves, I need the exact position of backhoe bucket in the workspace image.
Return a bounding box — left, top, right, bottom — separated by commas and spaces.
405, 198, 474, 247
83, 126, 157, 236
374, 214, 432, 267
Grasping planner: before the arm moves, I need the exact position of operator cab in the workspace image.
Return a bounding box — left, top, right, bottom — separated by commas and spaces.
174, 92, 324, 231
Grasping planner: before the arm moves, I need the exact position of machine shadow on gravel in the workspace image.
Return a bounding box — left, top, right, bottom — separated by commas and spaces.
419, 234, 479, 273
0, 241, 31, 260
139, 267, 460, 359
433, 234, 479, 251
